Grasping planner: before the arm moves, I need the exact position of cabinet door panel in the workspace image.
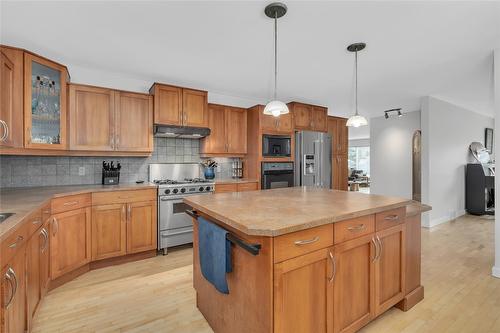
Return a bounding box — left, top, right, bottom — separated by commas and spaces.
336, 118, 348, 155
375, 224, 405, 315
333, 234, 375, 333
153, 84, 182, 125
182, 88, 207, 127
333, 155, 348, 191
274, 248, 333, 333
26, 232, 41, 323
311, 106, 327, 132
226, 107, 247, 154
115, 92, 153, 152
200, 104, 226, 154
127, 201, 157, 254
277, 112, 293, 132
69, 84, 114, 151
260, 113, 278, 132
292, 103, 312, 130
2, 249, 26, 333
50, 207, 91, 279
92, 204, 127, 260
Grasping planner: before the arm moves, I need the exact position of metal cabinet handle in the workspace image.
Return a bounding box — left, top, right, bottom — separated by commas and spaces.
127, 204, 131, 221
32, 219, 41, 225
384, 214, 400, 221
375, 235, 382, 261
8, 235, 23, 249
294, 236, 320, 246
371, 237, 378, 262
347, 224, 366, 232
329, 251, 336, 283
4, 267, 17, 309
52, 217, 59, 236
41, 228, 49, 252
0, 120, 7, 141
118, 196, 130, 199
63, 201, 79, 206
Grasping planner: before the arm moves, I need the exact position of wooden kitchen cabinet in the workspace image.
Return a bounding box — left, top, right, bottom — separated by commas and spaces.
39, 223, 50, 298
24, 52, 68, 149
68, 84, 153, 152
200, 104, 247, 155
68, 84, 115, 151
50, 207, 91, 279
150, 83, 207, 127
333, 155, 348, 191
333, 234, 375, 333
374, 224, 406, 316
335, 118, 348, 155
274, 248, 334, 333
126, 201, 157, 254
260, 112, 293, 133
311, 106, 328, 132
114, 91, 153, 152
26, 228, 41, 324
0, 46, 24, 148
91, 203, 127, 260
1, 248, 26, 333
289, 102, 328, 132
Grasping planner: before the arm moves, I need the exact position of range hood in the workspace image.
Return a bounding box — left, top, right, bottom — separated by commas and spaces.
154, 125, 211, 139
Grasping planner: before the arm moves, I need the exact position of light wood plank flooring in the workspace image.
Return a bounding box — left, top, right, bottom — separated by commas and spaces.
33, 214, 500, 333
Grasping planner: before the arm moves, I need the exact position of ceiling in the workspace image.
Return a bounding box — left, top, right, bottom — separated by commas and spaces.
1, 1, 499, 118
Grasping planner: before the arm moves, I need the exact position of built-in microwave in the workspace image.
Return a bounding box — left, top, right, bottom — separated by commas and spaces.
262, 135, 291, 157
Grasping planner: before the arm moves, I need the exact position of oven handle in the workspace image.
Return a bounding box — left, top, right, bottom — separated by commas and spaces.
161, 229, 193, 237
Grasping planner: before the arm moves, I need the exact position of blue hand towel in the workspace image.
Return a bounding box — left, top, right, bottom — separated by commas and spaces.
198, 216, 232, 294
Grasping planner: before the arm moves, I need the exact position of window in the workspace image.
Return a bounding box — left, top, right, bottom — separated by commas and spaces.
348, 146, 370, 176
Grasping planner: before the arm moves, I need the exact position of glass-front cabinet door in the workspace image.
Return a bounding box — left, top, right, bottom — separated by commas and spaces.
24, 53, 68, 149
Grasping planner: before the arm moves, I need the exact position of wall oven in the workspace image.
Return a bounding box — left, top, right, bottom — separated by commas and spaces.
262, 134, 291, 157
261, 162, 294, 189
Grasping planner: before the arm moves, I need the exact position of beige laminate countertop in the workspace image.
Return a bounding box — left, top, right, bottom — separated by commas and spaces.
184, 187, 422, 237
214, 179, 258, 185
0, 183, 157, 240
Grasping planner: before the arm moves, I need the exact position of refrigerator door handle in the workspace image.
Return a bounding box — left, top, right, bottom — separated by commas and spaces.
314, 140, 321, 186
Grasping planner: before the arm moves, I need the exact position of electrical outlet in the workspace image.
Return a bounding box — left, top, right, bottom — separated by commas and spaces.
78, 167, 85, 176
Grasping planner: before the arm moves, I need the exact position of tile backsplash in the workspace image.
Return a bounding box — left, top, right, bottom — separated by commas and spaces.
0, 138, 240, 188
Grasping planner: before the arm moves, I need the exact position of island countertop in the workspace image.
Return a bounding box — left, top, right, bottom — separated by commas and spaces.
184, 187, 417, 236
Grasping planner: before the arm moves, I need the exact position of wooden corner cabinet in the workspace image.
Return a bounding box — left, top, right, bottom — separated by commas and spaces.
68, 84, 153, 153
24, 52, 69, 150
200, 103, 247, 155
150, 82, 207, 127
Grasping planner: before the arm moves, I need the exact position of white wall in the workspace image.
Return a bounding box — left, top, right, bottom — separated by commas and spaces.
370, 111, 421, 199
348, 125, 370, 140
349, 138, 370, 147
494, 49, 500, 279
421, 96, 494, 228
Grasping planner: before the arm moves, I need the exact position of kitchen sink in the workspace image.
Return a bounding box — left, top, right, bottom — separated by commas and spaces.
0, 213, 15, 223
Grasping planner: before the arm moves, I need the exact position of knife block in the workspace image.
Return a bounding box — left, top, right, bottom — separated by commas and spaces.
102, 169, 120, 185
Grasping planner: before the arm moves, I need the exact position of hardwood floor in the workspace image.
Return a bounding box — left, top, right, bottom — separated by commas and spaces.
32, 215, 500, 333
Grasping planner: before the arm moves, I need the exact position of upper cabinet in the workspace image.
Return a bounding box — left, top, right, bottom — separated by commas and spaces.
260, 112, 293, 133
68, 84, 153, 152
327, 116, 348, 156
0, 46, 24, 148
24, 52, 69, 149
200, 104, 247, 155
289, 102, 328, 132
150, 83, 207, 127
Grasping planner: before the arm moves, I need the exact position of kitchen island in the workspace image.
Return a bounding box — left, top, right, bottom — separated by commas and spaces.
184, 187, 431, 333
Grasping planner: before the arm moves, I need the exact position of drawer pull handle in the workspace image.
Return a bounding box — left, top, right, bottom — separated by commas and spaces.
4, 267, 17, 309
63, 201, 79, 206
294, 236, 320, 245
32, 219, 41, 225
8, 236, 24, 249
347, 224, 366, 232
384, 214, 399, 221
43, 210, 50, 214
119, 196, 131, 199
52, 217, 59, 236
328, 251, 336, 283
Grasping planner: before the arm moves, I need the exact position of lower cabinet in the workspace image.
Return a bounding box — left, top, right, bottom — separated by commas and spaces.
1, 248, 26, 333
214, 181, 259, 193
374, 224, 406, 315
333, 155, 348, 191
333, 234, 375, 333
274, 248, 334, 333
50, 207, 91, 279
127, 201, 157, 254
26, 231, 41, 324
91, 204, 127, 260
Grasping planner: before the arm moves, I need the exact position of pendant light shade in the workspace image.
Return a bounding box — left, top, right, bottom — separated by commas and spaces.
346, 42, 368, 127
264, 2, 289, 117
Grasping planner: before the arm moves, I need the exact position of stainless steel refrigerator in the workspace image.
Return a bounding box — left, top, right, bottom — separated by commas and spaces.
294, 131, 332, 188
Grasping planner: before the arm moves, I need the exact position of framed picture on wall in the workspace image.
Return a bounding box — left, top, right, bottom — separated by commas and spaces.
485, 128, 494, 154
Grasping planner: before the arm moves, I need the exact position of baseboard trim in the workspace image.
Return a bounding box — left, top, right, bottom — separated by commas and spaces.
422, 210, 466, 228
493, 266, 500, 278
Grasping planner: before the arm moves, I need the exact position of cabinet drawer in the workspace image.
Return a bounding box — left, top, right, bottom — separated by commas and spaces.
215, 184, 237, 193
1, 222, 29, 267
274, 224, 333, 263
92, 189, 156, 205
376, 207, 406, 230
52, 194, 91, 214
237, 182, 258, 192
334, 215, 375, 244
26, 209, 43, 236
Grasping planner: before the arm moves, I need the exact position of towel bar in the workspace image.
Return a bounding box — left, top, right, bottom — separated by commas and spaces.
186, 210, 261, 256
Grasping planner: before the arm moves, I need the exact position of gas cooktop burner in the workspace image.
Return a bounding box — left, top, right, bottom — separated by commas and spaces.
184, 178, 212, 184
153, 179, 180, 185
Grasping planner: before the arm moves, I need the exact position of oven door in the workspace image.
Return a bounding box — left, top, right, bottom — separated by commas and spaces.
262, 171, 294, 189
159, 197, 193, 231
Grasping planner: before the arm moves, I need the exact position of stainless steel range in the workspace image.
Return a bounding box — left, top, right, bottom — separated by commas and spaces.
149, 163, 215, 255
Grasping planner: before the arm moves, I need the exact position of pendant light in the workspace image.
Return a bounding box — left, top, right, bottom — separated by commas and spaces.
263, 2, 289, 117
346, 42, 368, 127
